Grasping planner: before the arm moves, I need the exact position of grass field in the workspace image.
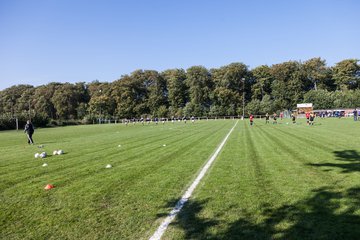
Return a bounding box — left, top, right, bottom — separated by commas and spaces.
1, 118, 359, 239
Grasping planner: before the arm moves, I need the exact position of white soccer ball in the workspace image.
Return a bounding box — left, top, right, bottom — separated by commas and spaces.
105, 164, 112, 169
40, 152, 47, 158
35, 153, 40, 158
53, 150, 58, 155
163, 144, 166, 147
42, 163, 48, 167
57, 150, 64, 155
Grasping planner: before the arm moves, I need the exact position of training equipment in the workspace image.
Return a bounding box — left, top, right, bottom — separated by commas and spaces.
57, 150, 64, 155
34, 153, 40, 158
42, 163, 48, 167
44, 184, 54, 190
163, 144, 166, 147
53, 150, 58, 155
105, 164, 112, 169
118, 145, 121, 147
40, 152, 47, 158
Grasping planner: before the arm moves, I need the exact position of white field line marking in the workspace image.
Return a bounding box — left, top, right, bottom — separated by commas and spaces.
149, 121, 238, 240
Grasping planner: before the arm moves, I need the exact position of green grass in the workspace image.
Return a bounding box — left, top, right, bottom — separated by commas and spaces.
164, 118, 360, 239
0, 121, 234, 239
1, 118, 359, 239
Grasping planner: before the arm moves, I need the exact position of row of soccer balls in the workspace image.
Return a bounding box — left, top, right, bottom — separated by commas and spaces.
35, 150, 64, 158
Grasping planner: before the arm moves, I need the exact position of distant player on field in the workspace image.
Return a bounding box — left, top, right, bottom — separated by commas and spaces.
305, 112, 310, 125
291, 114, 296, 124
249, 114, 254, 126
265, 113, 270, 124
273, 113, 277, 124
309, 112, 315, 125
353, 108, 358, 121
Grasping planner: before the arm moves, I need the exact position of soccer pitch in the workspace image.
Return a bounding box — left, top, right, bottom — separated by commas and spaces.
1, 118, 359, 239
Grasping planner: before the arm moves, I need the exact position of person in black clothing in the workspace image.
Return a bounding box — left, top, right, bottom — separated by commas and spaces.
353, 108, 358, 121
24, 120, 34, 144
272, 113, 277, 124
309, 113, 315, 126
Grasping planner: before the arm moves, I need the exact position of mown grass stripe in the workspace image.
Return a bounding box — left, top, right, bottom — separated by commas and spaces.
149, 121, 238, 240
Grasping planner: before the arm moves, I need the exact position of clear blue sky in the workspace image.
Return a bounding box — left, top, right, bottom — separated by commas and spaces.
0, 0, 359, 90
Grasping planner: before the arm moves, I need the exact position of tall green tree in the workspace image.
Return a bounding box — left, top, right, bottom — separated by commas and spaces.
0, 85, 34, 117
162, 69, 188, 116
51, 83, 78, 119
303, 90, 334, 109
111, 76, 135, 118
186, 66, 213, 116
211, 63, 249, 116
143, 70, 168, 116
332, 59, 360, 90
271, 61, 304, 110
112, 71, 149, 118
251, 65, 273, 100
302, 57, 334, 91
88, 81, 115, 119
32, 83, 61, 119
17, 87, 35, 119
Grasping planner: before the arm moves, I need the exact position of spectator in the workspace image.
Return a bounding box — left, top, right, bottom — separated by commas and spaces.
353, 108, 358, 121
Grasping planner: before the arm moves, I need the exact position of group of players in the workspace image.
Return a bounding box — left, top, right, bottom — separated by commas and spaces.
249, 112, 316, 126
123, 116, 197, 126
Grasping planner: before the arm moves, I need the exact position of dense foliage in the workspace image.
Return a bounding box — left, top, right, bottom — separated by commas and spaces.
1, 58, 359, 129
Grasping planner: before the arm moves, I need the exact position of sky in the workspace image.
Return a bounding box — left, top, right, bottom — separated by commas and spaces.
0, 0, 359, 90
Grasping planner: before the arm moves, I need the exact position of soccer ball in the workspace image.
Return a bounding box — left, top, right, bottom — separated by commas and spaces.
42, 163, 48, 167
105, 164, 112, 169
57, 150, 64, 155
53, 150, 58, 155
40, 152, 47, 158
35, 153, 40, 158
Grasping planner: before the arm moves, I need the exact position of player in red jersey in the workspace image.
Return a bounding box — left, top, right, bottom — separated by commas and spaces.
305, 112, 310, 125
250, 114, 254, 126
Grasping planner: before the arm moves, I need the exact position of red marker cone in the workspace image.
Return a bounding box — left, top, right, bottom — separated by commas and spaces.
44, 184, 54, 190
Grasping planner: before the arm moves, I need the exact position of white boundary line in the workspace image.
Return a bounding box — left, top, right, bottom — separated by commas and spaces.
149, 121, 238, 240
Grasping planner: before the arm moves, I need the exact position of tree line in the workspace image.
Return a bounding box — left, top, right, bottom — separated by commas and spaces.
0, 58, 359, 129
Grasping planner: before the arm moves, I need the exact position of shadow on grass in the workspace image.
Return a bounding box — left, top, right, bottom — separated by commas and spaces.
162, 187, 360, 239
158, 198, 218, 239
221, 187, 360, 240
308, 150, 360, 173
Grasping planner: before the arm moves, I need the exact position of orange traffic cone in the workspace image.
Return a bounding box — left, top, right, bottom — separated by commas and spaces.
44, 184, 54, 190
